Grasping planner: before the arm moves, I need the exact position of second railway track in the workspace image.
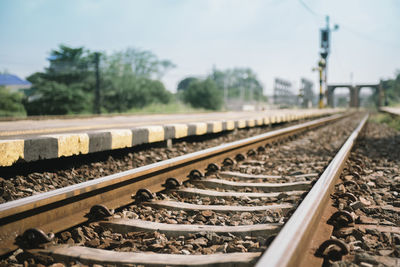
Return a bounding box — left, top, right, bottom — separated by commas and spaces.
0, 112, 372, 266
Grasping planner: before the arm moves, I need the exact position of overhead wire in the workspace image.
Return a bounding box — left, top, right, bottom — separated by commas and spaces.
298, 0, 321, 18
297, 0, 400, 48
340, 25, 400, 49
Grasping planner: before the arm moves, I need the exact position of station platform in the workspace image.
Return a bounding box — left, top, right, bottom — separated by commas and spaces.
0, 109, 341, 167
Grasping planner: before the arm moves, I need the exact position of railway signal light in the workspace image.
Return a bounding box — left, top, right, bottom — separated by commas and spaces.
316, 16, 338, 108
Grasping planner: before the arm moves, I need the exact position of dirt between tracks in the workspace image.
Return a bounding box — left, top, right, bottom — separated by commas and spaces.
327, 120, 400, 267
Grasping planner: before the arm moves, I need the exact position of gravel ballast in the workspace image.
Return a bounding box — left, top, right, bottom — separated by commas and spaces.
329, 120, 400, 267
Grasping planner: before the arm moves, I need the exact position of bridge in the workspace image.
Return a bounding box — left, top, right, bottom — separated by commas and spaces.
327, 83, 384, 107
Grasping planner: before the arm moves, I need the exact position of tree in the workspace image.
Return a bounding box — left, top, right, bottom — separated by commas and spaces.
24, 45, 175, 115
26, 45, 96, 115
208, 67, 266, 102
0, 86, 26, 117
101, 48, 174, 112
177, 77, 198, 91
368, 71, 400, 107
44, 45, 94, 86
183, 79, 222, 110
24, 80, 91, 115
103, 48, 175, 80
139, 79, 171, 106
383, 71, 400, 106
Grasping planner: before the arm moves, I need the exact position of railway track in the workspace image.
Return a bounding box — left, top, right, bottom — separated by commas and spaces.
0, 113, 372, 266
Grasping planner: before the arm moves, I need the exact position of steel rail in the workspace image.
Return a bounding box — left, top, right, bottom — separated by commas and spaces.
0, 113, 347, 256
256, 114, 368, 267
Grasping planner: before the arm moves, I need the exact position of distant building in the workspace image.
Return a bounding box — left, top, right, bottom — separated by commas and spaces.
0, 74, 31, 92
273, 78, 297, 108
299, 78, 315, 108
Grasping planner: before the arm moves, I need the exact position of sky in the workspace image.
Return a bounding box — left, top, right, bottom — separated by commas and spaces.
0, 0, 399, 95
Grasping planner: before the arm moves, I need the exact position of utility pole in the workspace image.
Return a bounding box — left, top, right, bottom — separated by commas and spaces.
223, 77, 228, 108
316, 15, 338, 108
249, 82, 254, 104
94, 52, 101, 114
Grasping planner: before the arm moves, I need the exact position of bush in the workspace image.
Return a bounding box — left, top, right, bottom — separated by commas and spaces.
102, 77, 172, 113
183, 79, 222, 110
139, 79, 172, 106
177, 77, 198, 91
25, 81, 91, 115
0, 86, 26, 117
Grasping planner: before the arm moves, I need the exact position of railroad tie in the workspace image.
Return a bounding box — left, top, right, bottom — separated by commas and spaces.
192, 178, 312, 192
175, 187, 306, 198
143, 200, 294, 212
29, 245, 261, 266
99, 218, 282, 237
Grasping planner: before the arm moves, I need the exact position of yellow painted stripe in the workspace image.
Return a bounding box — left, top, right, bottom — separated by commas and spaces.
225, 120, 235, 130
212, 121, 223, 133
173, 124, 188, 138
111, 129, 132, 149
247, 120, 255, 127
264, 117, 270, 125
194, 123, 207, 135
55, 134, 89, 157
270, 116, 276, 124
256, 118, 263, 126
237, 120, 246, 128
146, 126, 165, 143
0, 116, 224, 137
0, 139, 24, 166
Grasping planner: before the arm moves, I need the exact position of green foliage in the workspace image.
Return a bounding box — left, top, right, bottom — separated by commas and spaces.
183, 79, 222, 110
102, 76, 171, 112
24, 45, 174, 115
177, 67, 265, 111
208, 67, 266, 102
370, 113, 400, 132
336, 96, 348, 107
45, 45, 94, 86
24, 81, 91, 115
0, 86, 26, 117
382, 71, 400, 106
177, 77, 198, 91
25, 44, 95, 115
101, 48, 174, 113
104, 48, 175, 80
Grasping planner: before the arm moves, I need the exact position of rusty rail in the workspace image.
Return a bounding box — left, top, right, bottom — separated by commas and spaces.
256, 114, 368, 267
0, 113, 347, 256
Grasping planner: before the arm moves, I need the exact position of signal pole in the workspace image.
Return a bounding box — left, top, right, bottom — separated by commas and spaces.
94, 52, 101, 114
316, 15, 338, 108
313, 59, 325, 108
